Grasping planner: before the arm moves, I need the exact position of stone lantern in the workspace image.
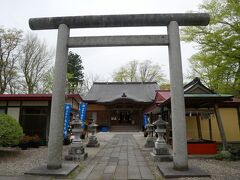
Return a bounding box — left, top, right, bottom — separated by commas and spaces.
65, 117, 88, 161
144, 122, 155, 148
86, 121, 100, 147
150, 115, 172, 161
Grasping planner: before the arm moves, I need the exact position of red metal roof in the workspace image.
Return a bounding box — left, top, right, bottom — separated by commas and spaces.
144, 90, 170, 114
154, 90, 171, 104
0, 94, 83, 102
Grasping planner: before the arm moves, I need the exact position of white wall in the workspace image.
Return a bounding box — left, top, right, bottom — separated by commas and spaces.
7, 107, 20, 122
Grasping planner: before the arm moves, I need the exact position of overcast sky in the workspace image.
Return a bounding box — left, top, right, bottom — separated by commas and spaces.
1, 0, 204, 82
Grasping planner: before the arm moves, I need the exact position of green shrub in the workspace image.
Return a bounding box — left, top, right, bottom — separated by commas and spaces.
215, 150, 232, 160
0, 114, 23, 147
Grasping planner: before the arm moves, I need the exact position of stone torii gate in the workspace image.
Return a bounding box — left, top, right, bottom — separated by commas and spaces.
29, 13, 209, 174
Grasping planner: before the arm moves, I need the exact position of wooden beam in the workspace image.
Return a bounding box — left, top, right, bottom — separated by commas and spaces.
208, 117, 212, 141
68, 35, 168, 47
196, 113, 203, 139
237, 106, 240, 133
214, 104, 227, 150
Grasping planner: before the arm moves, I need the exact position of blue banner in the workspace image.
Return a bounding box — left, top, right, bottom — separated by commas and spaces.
143, 114, 148, 129
79, 102, 88, 128
63, 104, 72, 139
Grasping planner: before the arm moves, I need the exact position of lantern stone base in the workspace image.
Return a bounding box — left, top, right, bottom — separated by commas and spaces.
144, 137, 155, 148
86, 135, 100, 147
151, 142, 172, 161
65, 152, 88, 161
65, 143, 88, 161
151, 152, 173, 161
153, 146, 169, 155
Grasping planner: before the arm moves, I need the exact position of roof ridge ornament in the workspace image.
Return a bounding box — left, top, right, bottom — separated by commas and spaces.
121, 92, 127, 98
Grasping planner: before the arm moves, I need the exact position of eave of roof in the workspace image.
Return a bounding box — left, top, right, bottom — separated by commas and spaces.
162, 94, 234, 103
0, 94, 52, 101
0, 94, 83, 102
184, 94, 233, 98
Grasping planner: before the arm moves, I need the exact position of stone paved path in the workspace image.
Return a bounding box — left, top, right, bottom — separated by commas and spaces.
76, 134, 154, 180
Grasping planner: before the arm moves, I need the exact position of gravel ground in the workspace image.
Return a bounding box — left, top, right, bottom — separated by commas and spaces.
133, 132, 240, 180
0, 132, 114, 177
0, 132, 240, 180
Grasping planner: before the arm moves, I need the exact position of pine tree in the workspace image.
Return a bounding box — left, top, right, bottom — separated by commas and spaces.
67, 51, 84, 93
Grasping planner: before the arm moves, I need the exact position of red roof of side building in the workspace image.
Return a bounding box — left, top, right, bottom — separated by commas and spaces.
154, 90, 171, 104
0, 94, 83, 102
144, 90, 171, 113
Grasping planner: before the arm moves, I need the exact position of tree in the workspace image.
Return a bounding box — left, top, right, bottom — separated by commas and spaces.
139, 60, 165, 83
112, 66, 128, 82
67, 51, 84, 93
113, 60, 165, 84
7, 78, 23, 94
182, 0, 240, 96
40, 67, 54, 93
19, 33, 53, 94
0, 27, 22, 94
126, 60, 138, 82
79, 73, 105, 96
0, 114, 23, 147
160, 83, 171, 90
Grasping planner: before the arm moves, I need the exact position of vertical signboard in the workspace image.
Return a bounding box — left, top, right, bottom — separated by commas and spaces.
79, 102, 88, 128
63, 104, 72, 139
143, 114, 148, 129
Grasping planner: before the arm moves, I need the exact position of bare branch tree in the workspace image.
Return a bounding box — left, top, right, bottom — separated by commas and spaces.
139, 60, 165, 83
0, 27, 22, 94
128, 60, 138, 82
112, 67, 128, 82
80, 73, 107, 96
113, 60, 166, 84
39, 67, 54, 94
19, 33, 53, 94
113, 61, 138, 82
7, 78, 24, 94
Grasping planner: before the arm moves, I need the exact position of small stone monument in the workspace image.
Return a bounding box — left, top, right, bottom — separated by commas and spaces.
151, 115, 172, 161
86, 121, 100, 147
65, 118, 88, 161
144, 119, 155, 148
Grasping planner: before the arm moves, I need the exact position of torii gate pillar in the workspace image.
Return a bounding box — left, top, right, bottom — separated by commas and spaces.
47, 24, 69, 169
168, 21, 188, 170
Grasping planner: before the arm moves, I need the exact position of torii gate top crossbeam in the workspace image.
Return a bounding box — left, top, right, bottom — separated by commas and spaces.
29, 13, 210, 30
